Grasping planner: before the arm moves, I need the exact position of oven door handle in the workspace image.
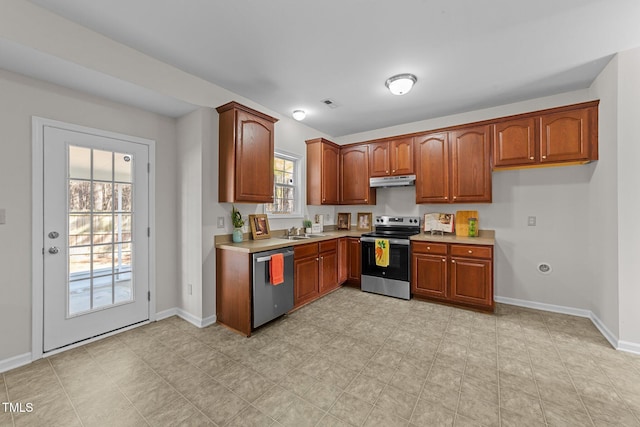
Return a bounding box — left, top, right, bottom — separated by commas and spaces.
360, 236, 410, 246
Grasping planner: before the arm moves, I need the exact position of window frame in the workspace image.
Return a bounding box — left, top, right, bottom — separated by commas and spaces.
264, 150, 303, 218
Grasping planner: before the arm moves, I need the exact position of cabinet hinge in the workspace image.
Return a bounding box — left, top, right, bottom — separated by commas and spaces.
147, 291, 151, 301
147, 227, 150, 237
147, 163, 151, 173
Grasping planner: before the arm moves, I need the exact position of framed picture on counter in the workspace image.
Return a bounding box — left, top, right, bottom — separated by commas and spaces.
249, 214, 271, 240
356, 212, 372, 231
337, 212, 351, 230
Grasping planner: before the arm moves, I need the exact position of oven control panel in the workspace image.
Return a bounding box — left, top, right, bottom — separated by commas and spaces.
374, 216, 421, 226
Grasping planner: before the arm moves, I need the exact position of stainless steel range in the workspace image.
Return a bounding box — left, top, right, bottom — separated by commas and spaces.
361, 216, 421, 300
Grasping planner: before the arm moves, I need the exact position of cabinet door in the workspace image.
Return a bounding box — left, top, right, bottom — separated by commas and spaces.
319, 250, 338, 294
341, 145, 374, 204
347, 238, 361, 285
450, 257, 493, 309
540, 109, 590, 163
294, 256, 319, 307
321, 143, 340, 204
390, 138, 414, 175
450, 126, 492, 203
492, 118, 537, 167
338, 238, 348, 284
369, 141, 390, 177
412, 253, 448, 299
235, 110, 275, 203
415, 132, 450, 203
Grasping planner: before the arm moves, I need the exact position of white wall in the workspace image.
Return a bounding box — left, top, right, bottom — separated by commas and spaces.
335, 90, 598, 311
617, 47, 640, 348
0, 69, 179, 362
588, 56, 620, 338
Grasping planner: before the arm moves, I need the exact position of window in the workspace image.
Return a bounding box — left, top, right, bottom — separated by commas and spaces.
265, 151, 302, 217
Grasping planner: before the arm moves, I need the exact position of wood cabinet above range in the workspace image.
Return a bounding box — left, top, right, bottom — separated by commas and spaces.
369, 138, 414, 177
217, 101, 278, 203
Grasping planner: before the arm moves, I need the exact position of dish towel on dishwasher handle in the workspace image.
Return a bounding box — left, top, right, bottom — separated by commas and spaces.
270, 253, 284, 285
375, 239, 389, 267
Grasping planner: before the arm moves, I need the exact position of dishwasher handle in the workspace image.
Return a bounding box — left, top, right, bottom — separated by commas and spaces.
255, 250, 294, 263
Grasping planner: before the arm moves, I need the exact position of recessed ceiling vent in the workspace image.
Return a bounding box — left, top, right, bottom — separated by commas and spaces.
321, 98, 340, 109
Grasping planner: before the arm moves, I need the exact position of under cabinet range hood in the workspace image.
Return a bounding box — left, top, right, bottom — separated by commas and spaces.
369, 175, 416, 188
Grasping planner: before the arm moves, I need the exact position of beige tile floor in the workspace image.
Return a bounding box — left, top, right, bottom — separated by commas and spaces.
2, 287, 640, 426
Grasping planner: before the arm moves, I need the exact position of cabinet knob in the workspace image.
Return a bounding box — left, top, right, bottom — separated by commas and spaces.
357, 240, 360, 243
320, 256, 324, 260
392, 169, 396, 173
427, 246, 430, 250
316, 257, 319, 261
452, 260, 456, 263
386, 170, 389, 174
364, 199, 367, 202
468, 250, 473, 254
453, 196, 457, 199
442, 258, 446, 262
529, 156, 534, 160
322, 198, 326, 202
542, 155, 547, 159
444, 196, 448, 200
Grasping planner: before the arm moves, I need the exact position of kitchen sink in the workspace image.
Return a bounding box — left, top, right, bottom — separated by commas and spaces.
305, 234, 327, 237
276, 235, 310, 240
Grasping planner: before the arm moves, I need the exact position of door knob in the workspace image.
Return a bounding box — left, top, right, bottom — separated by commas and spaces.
48, 231, 59, 239
48, 247, 60, 254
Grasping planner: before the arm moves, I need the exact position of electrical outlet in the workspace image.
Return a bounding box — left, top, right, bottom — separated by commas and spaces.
0, 209, 5, 225
217, 216, 225, 228
187, 284, 192, 295
528, 216, 536, 226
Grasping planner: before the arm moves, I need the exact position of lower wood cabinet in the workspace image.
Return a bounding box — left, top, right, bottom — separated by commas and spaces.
338, 238, 348, 284
294, 240, 339, 308
346, 237, 362, 287
411, 241, 494, 311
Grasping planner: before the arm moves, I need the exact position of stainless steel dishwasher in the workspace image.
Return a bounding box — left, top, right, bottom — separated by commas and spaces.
252, 247, 294, 328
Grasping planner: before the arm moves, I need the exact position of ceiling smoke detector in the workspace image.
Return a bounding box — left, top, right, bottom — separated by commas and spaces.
385, 73, 417, 95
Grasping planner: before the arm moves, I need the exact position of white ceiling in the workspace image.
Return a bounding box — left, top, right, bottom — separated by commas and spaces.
22, 0, 640, 137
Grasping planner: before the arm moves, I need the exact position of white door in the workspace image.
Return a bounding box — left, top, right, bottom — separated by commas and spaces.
43, 126, 150, 352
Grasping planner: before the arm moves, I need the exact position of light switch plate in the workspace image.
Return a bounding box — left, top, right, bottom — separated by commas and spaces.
217, 216, 225, 228
0, 209, 5, 224
528, 216, 536, 226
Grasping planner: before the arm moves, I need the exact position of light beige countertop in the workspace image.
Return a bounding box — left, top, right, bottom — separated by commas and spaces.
410, 229, 495, 246
215, 230, 364, 253
215, 229, 495, 253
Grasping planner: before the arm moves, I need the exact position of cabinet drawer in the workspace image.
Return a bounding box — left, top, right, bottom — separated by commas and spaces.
294, 242, 318, 259
450, 244, 492, 259
412, 242, 448, 255
319, 239, 337, 253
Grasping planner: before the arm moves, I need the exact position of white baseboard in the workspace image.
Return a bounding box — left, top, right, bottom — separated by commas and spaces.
494, 296, 592, 318
496, 295, 640, 355
155, 307, 178, 321
0, 352, 32, 374
176, 308, 217, 328
589, 312, 619, 350
155, 307, 216, 328
618, 340, 640, 355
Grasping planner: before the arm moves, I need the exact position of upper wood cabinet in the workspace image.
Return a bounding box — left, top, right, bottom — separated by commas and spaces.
306, 138, 340, 205
415, 132, 449, 203
493, 117, 537, 167
415, 126, 491, 203
450, 126, 492, 203
217, 102, 278, 203
492, 101, 598, 170
340, 144, 376, 205
369, 138, 414, 177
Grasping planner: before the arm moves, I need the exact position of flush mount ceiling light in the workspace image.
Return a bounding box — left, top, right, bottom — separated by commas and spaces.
292, 110, 306, 121
385, 73, 417, 95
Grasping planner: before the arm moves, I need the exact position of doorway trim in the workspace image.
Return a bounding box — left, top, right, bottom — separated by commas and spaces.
32, 117, 157, 360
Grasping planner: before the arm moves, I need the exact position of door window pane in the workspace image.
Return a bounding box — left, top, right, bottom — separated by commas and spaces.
93, 150, 113, 181
67, 145, 135, 317
69, 146, 91, 179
